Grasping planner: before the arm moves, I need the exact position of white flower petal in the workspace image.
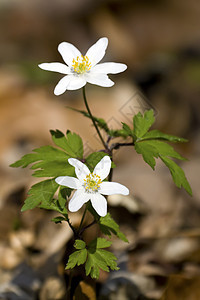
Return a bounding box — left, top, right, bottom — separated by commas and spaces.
54, 75, 86, 95
92, 62, 127, 74
38, 62, 71, 74
68, 190, 90, 212
85, 73, 114, 87
90, 193, 107, 217
68, 158, 90, 181
100, 182, 129, 195
58, 41, 82, 67
93, 156, 111, 180
55, 176, 82, 189
85, 37, 108, 67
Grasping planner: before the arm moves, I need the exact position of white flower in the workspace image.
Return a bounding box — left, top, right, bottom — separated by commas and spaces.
38, 37, 127, 95
55, 156, 129, 217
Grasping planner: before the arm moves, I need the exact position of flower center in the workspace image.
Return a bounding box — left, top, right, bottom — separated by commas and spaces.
83, 173, 102, 193
72, 55, 91, 74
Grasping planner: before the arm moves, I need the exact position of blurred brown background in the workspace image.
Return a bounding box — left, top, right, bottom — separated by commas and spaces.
0, 0, 200, 299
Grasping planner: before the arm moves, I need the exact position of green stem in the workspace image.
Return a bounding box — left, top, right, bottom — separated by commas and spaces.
82, 86, 108, 150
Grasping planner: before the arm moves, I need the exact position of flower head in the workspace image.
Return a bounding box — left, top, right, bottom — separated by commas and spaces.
38, 37, 127, 95
55, 156, 129, 217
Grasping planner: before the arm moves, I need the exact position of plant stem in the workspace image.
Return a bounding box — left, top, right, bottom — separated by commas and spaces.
82, 86, 108, 150
78, 204, 88, 235
110, 141, 134, 151
66, 268, 73, 300
66, 217, 77, 237
79, 219, 96, 236
108, 164, 113, 182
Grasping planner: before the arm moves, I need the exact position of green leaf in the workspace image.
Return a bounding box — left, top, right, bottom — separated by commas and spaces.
99, 213, 128, 243
134, 139, 192, 195
50, 130, 83, 158
65, 238, 118, 279
10, 129, 85, 213
141, 129, 188, 142
11, 130, 83, 178
51, 216, 66, 224
85, 252, 108, 278
85, 152, 109, 172
97, 249, 119, 271
58, 187, 71, 209
65, 239, 87, 269
135, 140, 186, 170
66, 249, 88, 269
121, 123, 133, 137
131, 111, 192, 195
11, 145, 74, 177
133, 109, 155, 138
11, 145, 69, 168
74, 239, 86, 250
32, 161, 74, 177
160, 156, 192, 196
109, 129, 130, 138
85, 238, 118, 279
39, 199, 68, 215
21, 179, 59, 212
88, 237, 112, 249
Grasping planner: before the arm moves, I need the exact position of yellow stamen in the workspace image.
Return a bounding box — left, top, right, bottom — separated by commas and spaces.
72, 55, 91, 74
83, 173, 102, 193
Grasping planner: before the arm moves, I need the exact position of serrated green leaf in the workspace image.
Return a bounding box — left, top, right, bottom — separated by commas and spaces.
135, 141, 157, 169
135, 140, 186, 170
65, 248, 87, 269
50, 130, 83, 158
89, 264, 100, 279
160, 156, 192, 195
39, 199, 68, 215
121, 123, 133, 137
11, 145, 74, 177
21, 179, 59, 212
134, 137, 192, 195
85, 238, 119, 279
99, 213, 128, 243
85, 152, 109, 172
141, 129, 188, 142
97, 249, 119, 271
109, 129, 130, 138
88, 237, 112, 249
10, 129, 86, 213
66, 237, 118, 279
11, 146, 69, 168
133, 109, 155, 138
58, 187, 71, 209
85, 253, 100, 278
11, 130, 82, 178
32, 161, 74, 177
51, 216, 66, 224
86, 252, 109, 275
74, 239, 86, 250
